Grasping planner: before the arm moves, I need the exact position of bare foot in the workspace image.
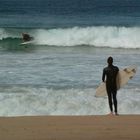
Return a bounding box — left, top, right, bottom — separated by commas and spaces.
115, 113, 119, 116
107, 112, 114, 115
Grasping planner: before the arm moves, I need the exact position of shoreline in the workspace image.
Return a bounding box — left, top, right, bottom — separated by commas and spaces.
0, 115, 140, 140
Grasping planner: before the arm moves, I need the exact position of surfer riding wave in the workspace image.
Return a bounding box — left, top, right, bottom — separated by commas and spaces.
22, 33, 34, 42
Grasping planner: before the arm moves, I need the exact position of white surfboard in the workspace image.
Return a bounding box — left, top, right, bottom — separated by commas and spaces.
95, 66, 137, 97
20, 40, 34, 45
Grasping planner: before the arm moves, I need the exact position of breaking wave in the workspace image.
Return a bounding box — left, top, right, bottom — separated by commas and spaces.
0, 86, 140, 116
0, 26, 140, 48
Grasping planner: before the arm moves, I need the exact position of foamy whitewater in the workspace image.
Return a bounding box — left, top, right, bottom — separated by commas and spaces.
1, 26, 140, 48
0, 0, 140, 116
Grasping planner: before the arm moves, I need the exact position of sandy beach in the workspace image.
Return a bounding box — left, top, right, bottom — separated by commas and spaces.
0, 115, 140, 140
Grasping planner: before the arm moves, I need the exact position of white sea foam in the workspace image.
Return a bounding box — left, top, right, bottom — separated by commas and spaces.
34, 26, 140, 48
0, 87, 140, 116
0, 26, 140, 48
0, 28, 19, 39
0, 28, 9, 39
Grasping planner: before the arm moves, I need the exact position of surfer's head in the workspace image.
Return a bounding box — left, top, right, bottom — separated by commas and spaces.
107, 56, 113, 65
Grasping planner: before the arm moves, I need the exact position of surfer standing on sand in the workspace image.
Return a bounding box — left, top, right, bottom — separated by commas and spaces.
102, 56, 119, 116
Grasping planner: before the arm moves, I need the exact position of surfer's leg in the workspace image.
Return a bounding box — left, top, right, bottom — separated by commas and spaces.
107, 89, 113, 113
112, 90, 117, 114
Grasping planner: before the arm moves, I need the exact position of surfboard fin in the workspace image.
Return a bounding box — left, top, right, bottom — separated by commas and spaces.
132, 69, 136, 73
124, 68, 130, 73
130, 76, 133, 79
124, 68, 136, 73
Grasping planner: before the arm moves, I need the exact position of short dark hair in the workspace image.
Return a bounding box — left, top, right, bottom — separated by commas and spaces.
107, 56, 113, 65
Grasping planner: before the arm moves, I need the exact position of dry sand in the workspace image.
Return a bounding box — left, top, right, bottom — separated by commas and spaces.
0, 115, 140, 140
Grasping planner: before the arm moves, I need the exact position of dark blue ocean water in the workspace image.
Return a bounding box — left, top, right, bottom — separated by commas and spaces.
0, 0, 140, 28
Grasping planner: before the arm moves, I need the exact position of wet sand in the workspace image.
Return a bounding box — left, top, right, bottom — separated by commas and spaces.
0, 115, 140, 140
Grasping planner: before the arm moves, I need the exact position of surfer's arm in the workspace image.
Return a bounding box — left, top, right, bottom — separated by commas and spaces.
116, 67, 119, 75
102, 69, 106, 82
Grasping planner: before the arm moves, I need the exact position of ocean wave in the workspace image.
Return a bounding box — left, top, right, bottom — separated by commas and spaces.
0, 86, 140, 116
0, 26, 140, 48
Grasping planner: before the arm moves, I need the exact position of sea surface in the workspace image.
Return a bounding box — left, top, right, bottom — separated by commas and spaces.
0, 0, 140, 116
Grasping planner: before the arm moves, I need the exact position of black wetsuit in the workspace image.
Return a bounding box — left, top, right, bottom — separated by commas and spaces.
22, 34, 33, 42
102, 65, 119, 113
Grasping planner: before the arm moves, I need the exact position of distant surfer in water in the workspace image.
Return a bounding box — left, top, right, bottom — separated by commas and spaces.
22, 33, 33, 42
102, 56, 119, 115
